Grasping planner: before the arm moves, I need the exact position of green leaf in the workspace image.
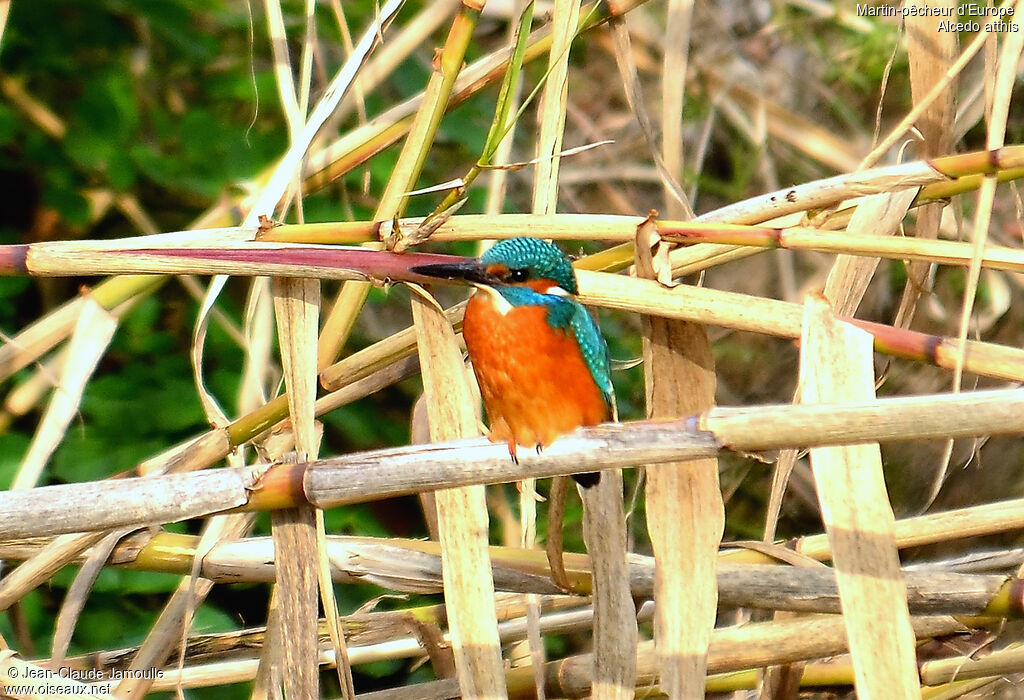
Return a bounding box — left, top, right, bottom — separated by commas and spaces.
191, 602, 238, 635
81, 362, 205, 436
41, 178, 91, 226
73, 600, 156, 651
51, 566, 180, 594
0, 104, 21, 146
51, 430, 167, 483
0, 433, 31, 490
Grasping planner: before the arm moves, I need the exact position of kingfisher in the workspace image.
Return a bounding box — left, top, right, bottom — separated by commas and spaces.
411, 237, 614, 487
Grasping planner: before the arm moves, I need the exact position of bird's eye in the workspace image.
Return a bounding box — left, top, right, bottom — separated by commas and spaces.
507, 268, 529, 283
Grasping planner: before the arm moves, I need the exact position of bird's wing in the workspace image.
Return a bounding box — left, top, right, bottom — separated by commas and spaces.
568, 302, 616, 416
536, 292, 617, 417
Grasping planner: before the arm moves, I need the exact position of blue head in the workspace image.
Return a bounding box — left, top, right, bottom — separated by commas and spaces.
477, 238, 578, 295
410, 237, 578, 296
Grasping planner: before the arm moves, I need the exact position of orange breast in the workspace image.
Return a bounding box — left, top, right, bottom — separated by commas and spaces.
463, 291, 609, 450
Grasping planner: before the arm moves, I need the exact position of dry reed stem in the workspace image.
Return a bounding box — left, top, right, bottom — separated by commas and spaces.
371, 2, 506, 696
17, 531, 1023, 619
530, 615, 969, 699
706, 662, 858, 694
14, 219, 1024, 278
799, 295, 919, 697
114, 515, 251, 698
411, 289, 507, 699
270, 274, 328, 697
269, 505, 320, 698
536, 2, 637, 697
2, 387, 1022, 539
921, 677, 1002, 700
637, 218, 721, 698
136, 430, 233, 479
896, 0, 957, 331
724, 492, 1024, 566
31, 608, 980, 695
0, 532, 106, 611
577, 473, 637, 700
665, 223, 1024, 274
707, 659, 1001, 696
10, 234, 1024, 389
578, 271, 1024, 382
920, 642, 1024, 687
12, 299, 118, 490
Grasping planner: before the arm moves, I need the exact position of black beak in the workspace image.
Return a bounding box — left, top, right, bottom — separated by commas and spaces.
409, 260, 500, 287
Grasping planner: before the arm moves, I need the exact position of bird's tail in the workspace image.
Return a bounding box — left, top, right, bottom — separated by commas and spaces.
572, 471, 600, 488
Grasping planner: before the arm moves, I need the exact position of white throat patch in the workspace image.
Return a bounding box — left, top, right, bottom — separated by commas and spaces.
473, 283, 570, 316
475, 284, 514, 316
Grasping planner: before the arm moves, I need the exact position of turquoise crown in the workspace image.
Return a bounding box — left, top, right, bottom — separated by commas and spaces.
480, 238, 578, 295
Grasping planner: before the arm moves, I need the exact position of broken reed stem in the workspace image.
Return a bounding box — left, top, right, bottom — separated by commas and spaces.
0, 387, 1021, 539
14, 215, 1024, 274
10, 531, 1022, 620
15, 196, 1024, 278
6, 238, 1024, 383
44, 609, 978, 694
577, 272, 1024, 382
534, 616, 969, 700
